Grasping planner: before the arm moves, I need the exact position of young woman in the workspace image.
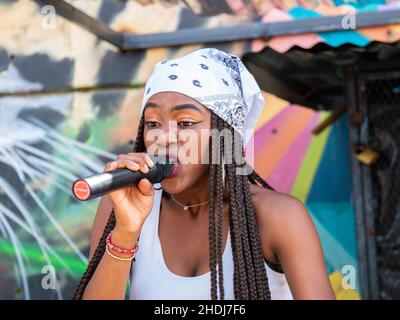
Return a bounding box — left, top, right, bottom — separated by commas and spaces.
73, 48, 335, 300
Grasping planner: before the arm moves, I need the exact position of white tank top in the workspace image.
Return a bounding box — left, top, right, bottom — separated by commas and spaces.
129, 183, 293, 300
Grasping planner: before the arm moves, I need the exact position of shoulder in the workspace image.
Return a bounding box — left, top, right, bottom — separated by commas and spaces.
249, 183, 308, 222
248, 184, 334, 299
249, 183, 315, 260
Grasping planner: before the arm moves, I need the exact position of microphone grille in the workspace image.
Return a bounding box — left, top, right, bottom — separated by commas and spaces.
150, 155, 175, 178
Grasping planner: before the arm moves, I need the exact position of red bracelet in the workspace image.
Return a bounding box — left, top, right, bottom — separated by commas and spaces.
106, 232, 139, 255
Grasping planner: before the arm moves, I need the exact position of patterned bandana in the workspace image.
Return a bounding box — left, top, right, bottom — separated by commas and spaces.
141, 47, 265, 146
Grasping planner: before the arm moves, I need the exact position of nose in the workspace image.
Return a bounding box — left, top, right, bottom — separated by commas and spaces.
146, 120, 179, 157
161, 120, 178, 147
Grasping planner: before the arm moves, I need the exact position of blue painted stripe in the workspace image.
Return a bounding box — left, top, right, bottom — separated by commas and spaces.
307, 202, 358, 278
288, 6, 371, 47
307, 113, 352, 203
333, 0, 386, 8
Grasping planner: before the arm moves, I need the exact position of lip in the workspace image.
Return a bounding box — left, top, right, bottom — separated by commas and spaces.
166, 162, 181, 178
154, 154, 181, 178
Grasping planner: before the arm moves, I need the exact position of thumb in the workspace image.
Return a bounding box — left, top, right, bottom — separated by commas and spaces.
137, 178, 154, 197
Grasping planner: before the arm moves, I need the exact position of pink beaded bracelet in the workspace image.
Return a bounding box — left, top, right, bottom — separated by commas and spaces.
106, 232, 139, 255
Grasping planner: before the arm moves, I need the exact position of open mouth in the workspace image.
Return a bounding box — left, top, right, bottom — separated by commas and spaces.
168, 162, 180, 178
165, 155, 181, 178
155, 154, 180, 178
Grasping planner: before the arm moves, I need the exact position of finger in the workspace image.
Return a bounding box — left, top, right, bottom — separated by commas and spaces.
115, 159, 140, 172
137, 178, 154, 197
143, 153, 155, 168
119, 154, 149, 173
103, 161, 117, 173
126, 153, 154, 168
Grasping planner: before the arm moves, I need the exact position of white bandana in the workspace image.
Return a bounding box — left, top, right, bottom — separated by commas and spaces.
141, 47, 265, 146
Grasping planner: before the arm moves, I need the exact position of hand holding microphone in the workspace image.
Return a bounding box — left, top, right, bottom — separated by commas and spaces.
72, 153, 174, 233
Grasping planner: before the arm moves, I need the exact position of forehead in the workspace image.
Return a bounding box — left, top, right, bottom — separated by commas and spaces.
147, 91, 198, 104
145, 91, 209, 113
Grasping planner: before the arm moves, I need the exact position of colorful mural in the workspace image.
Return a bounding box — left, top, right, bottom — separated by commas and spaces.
253, 93, 360, 299
2, 0, 396, 299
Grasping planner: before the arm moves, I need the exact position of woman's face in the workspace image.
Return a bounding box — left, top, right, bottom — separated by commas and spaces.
143, 91, 212, 193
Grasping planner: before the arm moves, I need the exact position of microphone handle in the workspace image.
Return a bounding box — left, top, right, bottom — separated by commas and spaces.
72, 161, 172, 201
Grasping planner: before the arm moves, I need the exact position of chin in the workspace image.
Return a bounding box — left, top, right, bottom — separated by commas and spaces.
159, 177, 187, 194
159, 164, 208, 194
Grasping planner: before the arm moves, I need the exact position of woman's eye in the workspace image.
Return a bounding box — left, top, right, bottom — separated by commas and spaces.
179, 121, 198, 128
145, 121, 159, 128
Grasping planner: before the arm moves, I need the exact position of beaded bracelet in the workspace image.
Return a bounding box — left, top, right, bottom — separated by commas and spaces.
105, 245, 136, 261
106, 232, 139, 255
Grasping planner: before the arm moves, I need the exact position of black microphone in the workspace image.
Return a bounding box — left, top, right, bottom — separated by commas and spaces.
72, 155, 174, 201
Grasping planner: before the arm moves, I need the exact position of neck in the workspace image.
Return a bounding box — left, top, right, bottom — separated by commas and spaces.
167, 167, 230, 216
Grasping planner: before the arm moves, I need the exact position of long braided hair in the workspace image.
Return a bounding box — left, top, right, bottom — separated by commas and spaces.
73, 111, 275, 300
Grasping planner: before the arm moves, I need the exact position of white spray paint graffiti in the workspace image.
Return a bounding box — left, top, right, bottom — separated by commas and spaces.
0, 65, 116, 299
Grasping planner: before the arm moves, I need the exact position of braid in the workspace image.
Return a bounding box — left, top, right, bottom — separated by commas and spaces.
208, 115, 218, 299
72, 212, 115, 299
247, 166, 273, 298
237, 172, 258, 299
220, 119, 248, 298
209, 112, 271, 300
249, 169, 274, 191
243, 173, 271, 298
216, 116, 225, 300
231, 130, 253, 299
73, 116, 146, 299
226, 159, 248, 298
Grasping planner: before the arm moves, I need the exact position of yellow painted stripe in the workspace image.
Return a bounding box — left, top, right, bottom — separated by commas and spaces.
255, 92, 289, 131
329, 271, 361, 300
290, 111, 332, 202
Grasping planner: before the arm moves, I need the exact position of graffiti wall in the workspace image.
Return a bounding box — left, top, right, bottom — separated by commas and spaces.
254, 93, 359, 299
0, 0, 362, 299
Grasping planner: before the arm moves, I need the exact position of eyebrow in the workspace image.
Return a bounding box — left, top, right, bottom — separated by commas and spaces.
144, 102, 203, 113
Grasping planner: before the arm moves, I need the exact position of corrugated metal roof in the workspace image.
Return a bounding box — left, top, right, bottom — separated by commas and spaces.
243, 41, 400, 109
126, 1, 400, 53
252, 2, 400, 53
